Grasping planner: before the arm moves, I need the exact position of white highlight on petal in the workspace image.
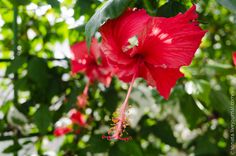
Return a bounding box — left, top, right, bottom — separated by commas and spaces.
82, 59, 86, 65
78, 59, 86, 65
159, 33, 168, 40
160, 64, 167, 69
163, 38, 172, 44
151, 27, 161, 36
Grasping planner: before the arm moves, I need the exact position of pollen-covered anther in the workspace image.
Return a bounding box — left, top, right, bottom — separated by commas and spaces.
104, 105, 132, 141
122, 36, 139, 53
110, 116, 128, 134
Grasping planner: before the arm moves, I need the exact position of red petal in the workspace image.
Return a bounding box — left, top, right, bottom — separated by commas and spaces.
53, 127, 72, 137
138, 62, 156, 86
70, 38, 99, 74
147, 65, 184, 99
70, 110, 87, 127
70, 41, 90, 74
139, 5, 206, 68
100, 8, 150, 82
233, 52, 236, 66
90, 53, 112, 86
70, 39, 112, 86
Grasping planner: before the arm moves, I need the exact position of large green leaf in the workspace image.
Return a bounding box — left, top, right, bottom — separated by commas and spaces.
85, 0, 130, 47
33, 105, 52, 134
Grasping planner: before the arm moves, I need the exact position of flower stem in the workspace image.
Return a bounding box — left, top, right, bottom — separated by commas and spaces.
83, 81, 90, 95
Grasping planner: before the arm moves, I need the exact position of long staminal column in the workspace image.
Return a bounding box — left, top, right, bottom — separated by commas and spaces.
107, 74, 136, 140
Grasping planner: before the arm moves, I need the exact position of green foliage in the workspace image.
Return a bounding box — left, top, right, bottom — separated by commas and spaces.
180, 94, 206, 129
109, 141, 143, 156
6, 56, 26, 75
156, 1, 186, 17
46, 0, 60, 10
216, 0, 236, 13
28, 57, 48, 89
33, 104, 52, 134
9, 0, 30, 6
3, 142, 22, 154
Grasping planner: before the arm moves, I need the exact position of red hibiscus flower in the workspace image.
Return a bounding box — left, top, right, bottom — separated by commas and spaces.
233, 52, 236, 66
53, 110, 87, 137
71, 38, 112, 87
71, 38, 112, 108
54, 127, 72, 137
69, 109, 87, 127
100, 5, 206, 140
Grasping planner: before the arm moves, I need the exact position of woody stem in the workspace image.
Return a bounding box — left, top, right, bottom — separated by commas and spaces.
112, 73, 136, 139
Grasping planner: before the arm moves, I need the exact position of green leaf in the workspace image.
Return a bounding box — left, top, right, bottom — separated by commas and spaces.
85, 0, 130, 48
12, 116, 26, 125
86, 135, 110, 153
6, 56, 26, 75
74, 0, 100, 17
144, 145, 162, 156
216, 0, 236, 13
142, 0, 157, 15
3, 143, 22, 153
185, 80, 211, 105
210, 90, 231, 115
9, 0, 30, 6
205, 60, 235, 76
15, 77, 28, 91
109, 141, 143, 156
33, 105, 52, 134
102, 81, 120, 112
180, 94, 206, 129
1, 9, 13, 23
152, 120, 181, 148
193, 131, 220, 156
156, 1, 186, 17
27, 57, 48, 89
47, 0, 60, 9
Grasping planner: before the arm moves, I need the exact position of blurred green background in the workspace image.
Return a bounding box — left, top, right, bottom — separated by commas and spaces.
0, 0, 236, 155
